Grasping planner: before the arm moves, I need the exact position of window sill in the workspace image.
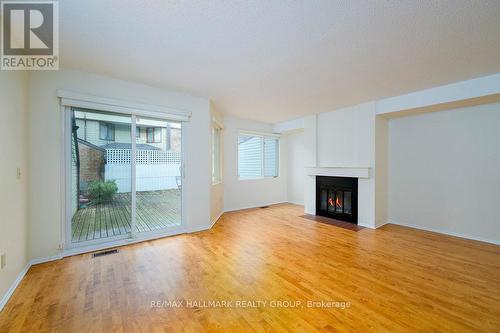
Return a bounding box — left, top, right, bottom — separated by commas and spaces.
238, 176, 279, 181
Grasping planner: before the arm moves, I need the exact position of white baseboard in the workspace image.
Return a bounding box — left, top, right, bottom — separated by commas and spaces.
210, 211, 224, 228
357, 222, 374, 229
30, 254, 63, 265
389, 220, 500, 245
0, 262, 31, 313
375, 220, 390, 228
224, 201, 287, 213
186, 225, 211, 233
286, 200, 304, 206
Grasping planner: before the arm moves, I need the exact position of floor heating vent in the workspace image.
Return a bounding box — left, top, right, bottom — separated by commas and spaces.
92, 249, 119, 258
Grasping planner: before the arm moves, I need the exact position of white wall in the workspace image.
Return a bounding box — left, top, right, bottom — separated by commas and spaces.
375, 116, 389, 227
389, 102, 500, 243
223, 116, 287, 211
303, 115, 317, 214
317, 102, 375, 168
286, 131, 305, 205
28, 69, 212, 260
0, 71, 29, 305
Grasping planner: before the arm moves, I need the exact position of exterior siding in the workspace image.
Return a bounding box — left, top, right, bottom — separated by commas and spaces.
76, 119, 131, 147
76, 119, 180, 152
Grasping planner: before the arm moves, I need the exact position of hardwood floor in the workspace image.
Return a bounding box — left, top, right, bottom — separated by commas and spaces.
1, 204, 499, 332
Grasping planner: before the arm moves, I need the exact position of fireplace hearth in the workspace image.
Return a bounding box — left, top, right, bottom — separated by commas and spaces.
316, 176, 358, 224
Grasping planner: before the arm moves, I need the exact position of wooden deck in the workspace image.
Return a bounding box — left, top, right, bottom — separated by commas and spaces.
71, 189, 181, 242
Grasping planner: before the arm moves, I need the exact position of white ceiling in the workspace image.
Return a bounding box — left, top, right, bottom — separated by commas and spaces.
60, 0, 500, 123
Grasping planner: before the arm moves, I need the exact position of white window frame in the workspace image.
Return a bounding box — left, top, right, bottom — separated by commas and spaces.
212, 120, 223, 185
237, 130, 280, 180
59, 90, 190, 254
146, 127, 162, 143
99, 122, 115, 141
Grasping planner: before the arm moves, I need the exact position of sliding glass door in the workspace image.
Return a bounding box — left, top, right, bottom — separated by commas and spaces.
68, 108, 182, 247
134, 116, 182, 235
70, 109, 133, 244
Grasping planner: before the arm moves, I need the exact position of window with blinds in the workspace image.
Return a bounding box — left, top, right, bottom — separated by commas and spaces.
264, 137, 279, 177
238, 133, 279, 179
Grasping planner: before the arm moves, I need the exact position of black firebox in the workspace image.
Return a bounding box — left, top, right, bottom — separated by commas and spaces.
316, 176, 358, 224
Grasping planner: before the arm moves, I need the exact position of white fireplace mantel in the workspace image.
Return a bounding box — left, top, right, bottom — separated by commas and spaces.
305, 166, 370, 179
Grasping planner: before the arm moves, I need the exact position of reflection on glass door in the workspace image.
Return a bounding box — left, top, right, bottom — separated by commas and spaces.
134, 116, 182, 234
70, 109, 132, 243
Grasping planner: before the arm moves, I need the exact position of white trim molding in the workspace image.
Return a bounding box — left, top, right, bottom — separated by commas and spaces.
388, 220, 500, 245
211, 211, 224, 228
375, 73, 500, 117
60, 98, 189, 253
30, 254, 64, 266
239, 130, 281, 138
305, 166, 370, 179
374, 220, 390, 229
224, 201, 288, 213
212, 117, 224, 130
357, 222, 376, 229
57, 90, 192, 121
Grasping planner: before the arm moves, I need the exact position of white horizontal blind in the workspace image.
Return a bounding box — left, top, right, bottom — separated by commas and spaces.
238, 135, 263, 179
238, 133, 279, 179
264, 137, 279, 177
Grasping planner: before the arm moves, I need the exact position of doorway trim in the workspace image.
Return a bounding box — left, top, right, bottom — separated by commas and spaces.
59, 91, 189, 252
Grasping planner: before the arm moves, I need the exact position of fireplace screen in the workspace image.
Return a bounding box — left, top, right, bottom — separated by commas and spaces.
321, 190, 352, 215
316, 176, 357, 223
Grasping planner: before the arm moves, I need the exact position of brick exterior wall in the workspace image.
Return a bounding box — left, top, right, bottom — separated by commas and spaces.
78, 142, 105, 191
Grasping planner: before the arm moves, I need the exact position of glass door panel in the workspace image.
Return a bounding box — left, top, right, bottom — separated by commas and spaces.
134, 116, 182, 234
70, 108, 132, 244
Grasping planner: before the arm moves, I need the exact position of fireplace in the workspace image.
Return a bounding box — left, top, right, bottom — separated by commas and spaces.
316, 176, 358, 224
